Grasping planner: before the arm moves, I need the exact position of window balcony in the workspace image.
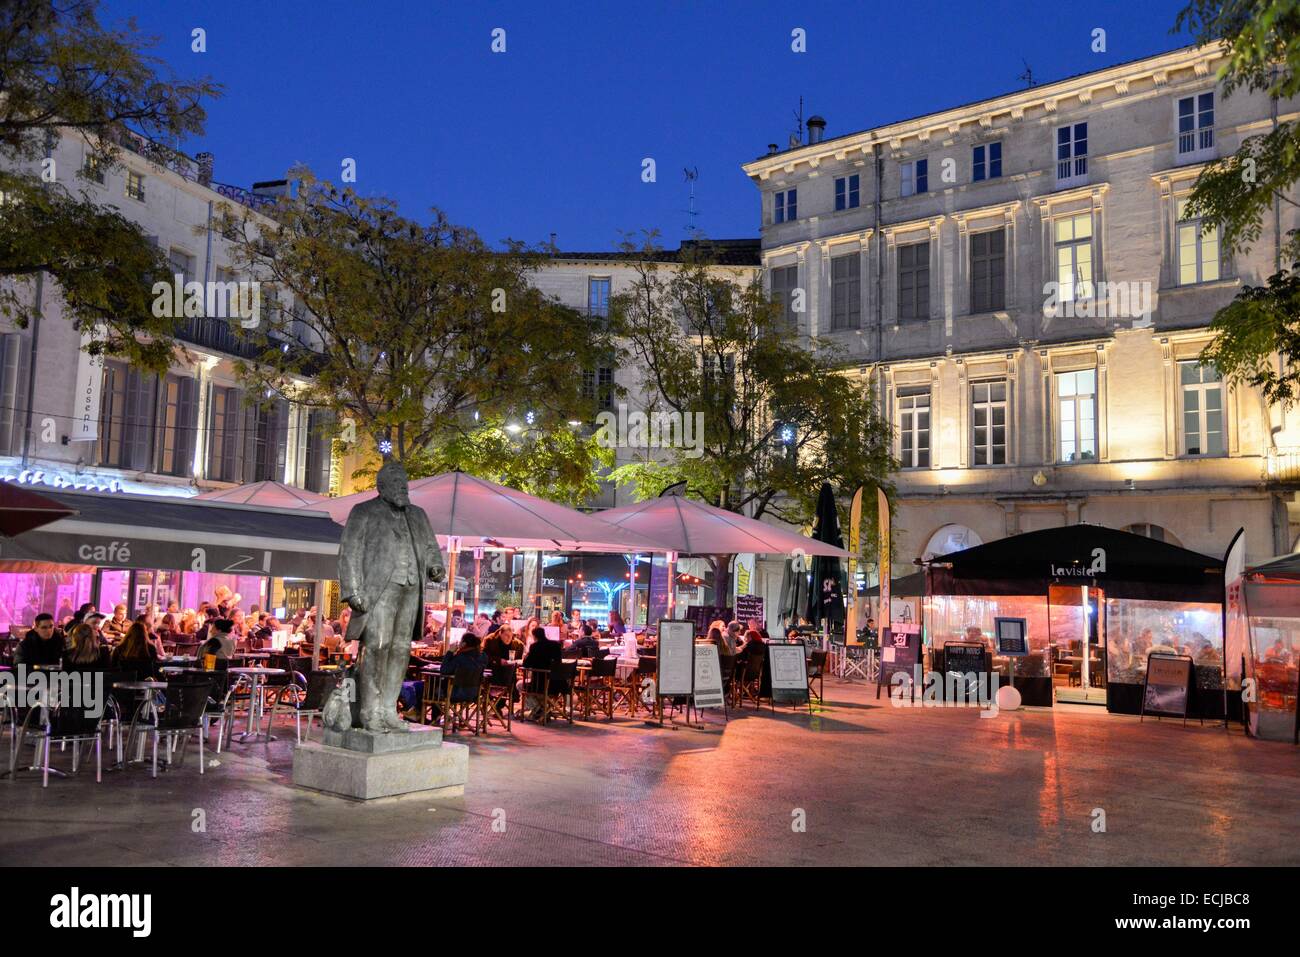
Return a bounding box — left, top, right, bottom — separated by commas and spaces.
1176, 127, 1216, 165
175, 315, 265, 361
1266, 447, 1300, 483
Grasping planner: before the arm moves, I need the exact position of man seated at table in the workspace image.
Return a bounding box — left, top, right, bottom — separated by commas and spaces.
521, 625, 565, 719
567, 622, 600, 659
484, 624, 524, 664
101, 603, 130, 645
16, 613, 66, 667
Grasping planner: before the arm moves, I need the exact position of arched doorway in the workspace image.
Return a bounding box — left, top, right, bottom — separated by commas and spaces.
923, 524, 984, 560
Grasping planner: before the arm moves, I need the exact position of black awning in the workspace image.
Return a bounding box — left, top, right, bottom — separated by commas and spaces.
0, 488, 341, 580
864, 569, 926, 598
926, 524, 1223, 603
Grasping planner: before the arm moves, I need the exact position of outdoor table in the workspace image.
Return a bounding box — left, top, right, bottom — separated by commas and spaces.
228, 667, 284, 743
111, 679, 169, 768
234, 651, 270, 661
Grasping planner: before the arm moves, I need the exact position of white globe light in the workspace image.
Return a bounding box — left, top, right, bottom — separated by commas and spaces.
995, 684, 1022, 711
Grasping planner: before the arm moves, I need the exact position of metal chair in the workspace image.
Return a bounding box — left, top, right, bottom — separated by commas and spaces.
735, 652, 766, 708
267, 670, 338, 744
541, 661, 577, 725
150, 676, 216, 777
9, 690, 105, 788
440, 666, 485, 735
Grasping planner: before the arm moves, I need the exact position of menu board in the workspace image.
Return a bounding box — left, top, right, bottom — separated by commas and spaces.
685, 605, 733, 636
734, 594, 765, 626
656, 619, 695, 696
769, 643, 809, 704
876, 631, 921, 699
1142, 653, 1193, 720
942, 641, 988, 701
692, 644, 726, 709
994, 617, 1029, 656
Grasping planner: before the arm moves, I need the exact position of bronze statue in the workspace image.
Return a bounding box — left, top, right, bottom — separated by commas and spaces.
334, 460, 444, 733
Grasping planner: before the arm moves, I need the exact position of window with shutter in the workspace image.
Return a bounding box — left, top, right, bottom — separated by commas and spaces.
897, 242, 930, 321
830, 254, 860, 330
970, 229, 1006, 313
0, 333, 26, 455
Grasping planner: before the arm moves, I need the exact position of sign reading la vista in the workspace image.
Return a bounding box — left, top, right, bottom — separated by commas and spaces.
1050, 547, 1107, 578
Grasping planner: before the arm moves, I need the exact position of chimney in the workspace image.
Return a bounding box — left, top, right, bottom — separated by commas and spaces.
767, 143, 779, 155
807, 115, 826, 145
196, 151, 214, 186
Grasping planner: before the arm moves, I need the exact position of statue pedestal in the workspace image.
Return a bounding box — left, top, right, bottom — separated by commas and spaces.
292, 724, 468, 800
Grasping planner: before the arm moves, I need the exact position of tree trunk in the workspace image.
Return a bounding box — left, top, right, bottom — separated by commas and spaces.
708, 554, 733, 610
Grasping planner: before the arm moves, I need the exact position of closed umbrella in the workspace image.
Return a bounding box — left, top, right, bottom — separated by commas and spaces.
805, 482, 846, 631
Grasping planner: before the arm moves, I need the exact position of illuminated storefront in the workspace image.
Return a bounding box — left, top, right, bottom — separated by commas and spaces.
1235, 554, 1300, 742
924, 524, 1224, 714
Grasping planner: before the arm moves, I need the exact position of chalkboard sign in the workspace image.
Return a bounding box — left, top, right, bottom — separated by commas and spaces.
768, 643, 810, 707
994, 617, 1029, 657
735, 594, 765, 625
876, 631, 921, 700
692, 643, 726, 709
1141, 653, 1193, 724
685, 605, 732, 636
656, 619, 695, 696
942, 641, 989, 701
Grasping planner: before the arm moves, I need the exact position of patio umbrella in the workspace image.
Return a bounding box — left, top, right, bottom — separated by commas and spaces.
194, 480, 328, 508
593, 495, 849, 557
0, 482, 78, 537
304, 471, 670, 553
804, 482, 846, 631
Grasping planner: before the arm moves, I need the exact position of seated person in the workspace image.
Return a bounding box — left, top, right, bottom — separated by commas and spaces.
568, 623, 599, 659
441, 634, 489, 703
65, 621, 109, 671
521, 625, 566, 716
199, 619, 237, 663
483, 624, 524, 664
110, 622, 161, 679
16, 613, 66, 667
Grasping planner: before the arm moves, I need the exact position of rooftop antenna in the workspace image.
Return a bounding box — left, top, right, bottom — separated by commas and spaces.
1018, 58, 1036, 88
683, 166, 700, 237
789, 95, 805, 148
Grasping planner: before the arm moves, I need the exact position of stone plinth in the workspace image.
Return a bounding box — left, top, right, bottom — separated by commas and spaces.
292, 724, 468, 800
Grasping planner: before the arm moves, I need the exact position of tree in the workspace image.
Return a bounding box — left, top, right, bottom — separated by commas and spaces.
358, 418, 614, 507
0, 0, 220, 371
220, 172, 615, 474
1178, 0, 1300, 403
607, 235, 893, 599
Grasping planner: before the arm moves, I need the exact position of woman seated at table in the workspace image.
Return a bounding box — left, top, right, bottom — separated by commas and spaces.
111, 622, 161, 679
735, 627, 766, 666
66, 621, 109, 671
519, 617, 540, 651
484, 624, 524, 664
155, 612, 179, 646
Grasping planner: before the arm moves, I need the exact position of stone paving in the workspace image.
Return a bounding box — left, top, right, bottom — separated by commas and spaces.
2, 678, 1297, 866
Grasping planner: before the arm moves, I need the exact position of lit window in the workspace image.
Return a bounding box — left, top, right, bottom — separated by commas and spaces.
1177, 199, 1220, 285
971, 380, 1008, 465
1180, 361, 1223, 456
1056, 368, 1097, 462
898, 387, 930, 468
124, 170, 145, 201
1054, 213, 1094, 302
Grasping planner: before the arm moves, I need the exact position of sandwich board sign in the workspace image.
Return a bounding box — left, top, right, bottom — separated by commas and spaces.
656, 619, 695, 697
1141, 653, 1194, 725
768, 642, 811, 711
692, 643, 726, 709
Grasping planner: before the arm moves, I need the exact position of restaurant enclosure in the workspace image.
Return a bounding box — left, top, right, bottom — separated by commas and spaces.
921, 524, 1226, 715
0, 488, 341, 629
1233, 553, 1300, 742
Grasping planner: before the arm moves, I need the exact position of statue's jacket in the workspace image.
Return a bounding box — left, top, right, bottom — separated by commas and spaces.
338, 497, 444, 644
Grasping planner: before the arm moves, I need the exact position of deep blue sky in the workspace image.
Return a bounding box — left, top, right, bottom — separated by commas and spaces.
104, 0, 1192, 251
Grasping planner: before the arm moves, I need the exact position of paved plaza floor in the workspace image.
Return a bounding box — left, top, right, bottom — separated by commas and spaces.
2, 678, 1297, 867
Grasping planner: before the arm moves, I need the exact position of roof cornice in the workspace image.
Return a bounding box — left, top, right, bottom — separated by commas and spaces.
742, 44, 1228, 182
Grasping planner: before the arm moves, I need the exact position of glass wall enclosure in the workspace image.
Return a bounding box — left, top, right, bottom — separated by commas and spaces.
1242, 580, 1300, 741
1104, 598, 1223, 685
0, 571, 94, 632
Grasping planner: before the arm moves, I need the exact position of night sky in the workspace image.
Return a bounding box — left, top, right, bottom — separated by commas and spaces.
105, 0, 1192, 250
